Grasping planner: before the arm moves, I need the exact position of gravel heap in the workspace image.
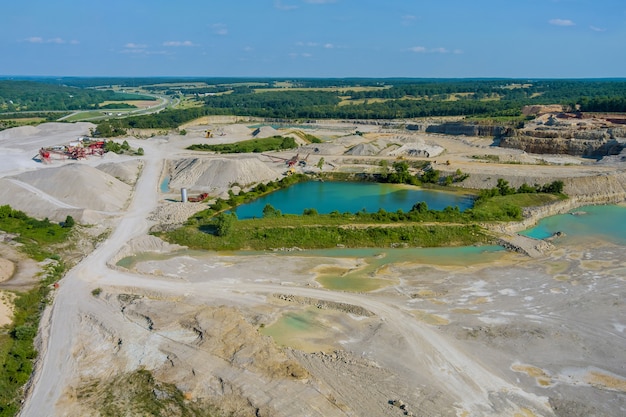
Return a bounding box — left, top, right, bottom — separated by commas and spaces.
168, 157, 281, 193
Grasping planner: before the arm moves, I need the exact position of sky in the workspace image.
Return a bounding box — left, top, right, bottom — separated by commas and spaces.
1, 0, 625, 78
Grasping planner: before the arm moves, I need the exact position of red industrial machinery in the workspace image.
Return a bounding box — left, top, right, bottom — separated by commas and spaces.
187, 192, 209, 202
38, 139, 106, 163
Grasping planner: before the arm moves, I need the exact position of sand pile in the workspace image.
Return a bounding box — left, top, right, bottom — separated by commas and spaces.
109, 235, 186, 266
0, 178, 87, 222
345, 143, 382, 156
298, 142, 348, 155
0, 258, 15, 283
11, 163, 132, 213
169, 157, 280, 193
0, 122, 95, 151
0, 125, 39, 141
220, 124, 252, 137
252, 126, 280, 138
97, 160, 142, 186
335, 135, 367, 147
381, 136, 444, 158
0, 290, 15, 327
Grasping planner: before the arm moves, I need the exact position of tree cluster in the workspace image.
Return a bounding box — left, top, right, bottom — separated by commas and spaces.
0, 80, 150, 113
477, 179, 565, 202
187, 136, 297, 153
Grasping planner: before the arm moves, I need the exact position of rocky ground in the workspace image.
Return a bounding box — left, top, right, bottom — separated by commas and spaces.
0, 116, 624, 416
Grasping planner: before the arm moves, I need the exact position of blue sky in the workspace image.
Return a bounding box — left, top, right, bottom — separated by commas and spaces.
1, 0, 625, 78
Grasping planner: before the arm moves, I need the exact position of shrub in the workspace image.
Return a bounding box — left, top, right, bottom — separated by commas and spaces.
214, 212, 237, 236
63, 215, 75, 228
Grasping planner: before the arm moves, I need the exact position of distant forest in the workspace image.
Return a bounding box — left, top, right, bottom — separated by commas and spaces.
0, 80, 152, 112
1, 77, 625, 133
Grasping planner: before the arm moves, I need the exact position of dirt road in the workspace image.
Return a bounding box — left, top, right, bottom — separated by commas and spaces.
19, 143, 164, 416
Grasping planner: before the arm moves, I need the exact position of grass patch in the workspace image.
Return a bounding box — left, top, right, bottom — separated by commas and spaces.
163, 222, 489, 251
63, 111, 109, 122
0, 205, 73, 416
0, 206, 72, 261
470, 193, 564, 222
76, 369, 222, 417
0, 260, 65, 417
472, 154, 500, 162
187, 135, 297, 153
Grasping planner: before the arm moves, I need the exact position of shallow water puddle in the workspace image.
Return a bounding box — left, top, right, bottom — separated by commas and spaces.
260, 308, 339, 353
512, 363, 626, 392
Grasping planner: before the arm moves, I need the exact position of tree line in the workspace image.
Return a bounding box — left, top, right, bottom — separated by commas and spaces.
0, 81, 151, 113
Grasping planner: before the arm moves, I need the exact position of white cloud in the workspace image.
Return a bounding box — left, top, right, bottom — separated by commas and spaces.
549, 18, 575, 26
125, 43, 147, 49
402, 15, 416, 26
289, 52, 313, 58
590, 25, 606, 32
24, 36, 73, 44
408, 46, 453, 54
275, 0, 297, 10
163, 40, 195, 47
211, 23, 228, 36
297, 41, 336, 48
121, 43, 148, 54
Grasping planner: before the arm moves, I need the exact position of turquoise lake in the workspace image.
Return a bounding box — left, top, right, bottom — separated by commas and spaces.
521, 204, 626, 245
233, 181, 474, 219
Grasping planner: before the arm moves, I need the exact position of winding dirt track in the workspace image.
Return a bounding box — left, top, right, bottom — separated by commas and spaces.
19, 145, 163, 417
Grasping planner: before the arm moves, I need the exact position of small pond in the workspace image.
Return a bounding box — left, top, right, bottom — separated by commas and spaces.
234, 181, 474, 219
160, 175, 170, 193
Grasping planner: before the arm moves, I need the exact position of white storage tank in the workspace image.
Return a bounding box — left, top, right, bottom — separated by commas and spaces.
181, 188, 188, 202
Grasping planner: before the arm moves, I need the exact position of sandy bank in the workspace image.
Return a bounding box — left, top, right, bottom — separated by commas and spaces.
0, 258, 15, 283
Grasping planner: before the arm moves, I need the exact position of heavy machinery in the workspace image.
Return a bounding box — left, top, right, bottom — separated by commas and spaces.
38, 139, 106, 163
298, 153, 310, 167
187, 192, 209, 202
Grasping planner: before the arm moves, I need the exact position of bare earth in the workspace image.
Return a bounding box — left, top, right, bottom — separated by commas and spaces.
0, 119, 624, 417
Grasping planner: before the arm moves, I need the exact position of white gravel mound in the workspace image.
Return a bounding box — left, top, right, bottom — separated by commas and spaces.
12, 163, 131, 212
252, 126, 280, 138
380, 136, 445, 158
0, 178, 101, 223
0, 122, 95, 151
220, 124, 252, 137
345, 143, 382, 156
169, 157, 281, 193
335, 134, 367, 147
97, 160, 142, 185
0, 125, 39, 140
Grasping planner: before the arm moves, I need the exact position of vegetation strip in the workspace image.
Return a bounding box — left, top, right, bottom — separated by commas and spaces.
0, 205, 72, 416
161, 175, 565, 251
